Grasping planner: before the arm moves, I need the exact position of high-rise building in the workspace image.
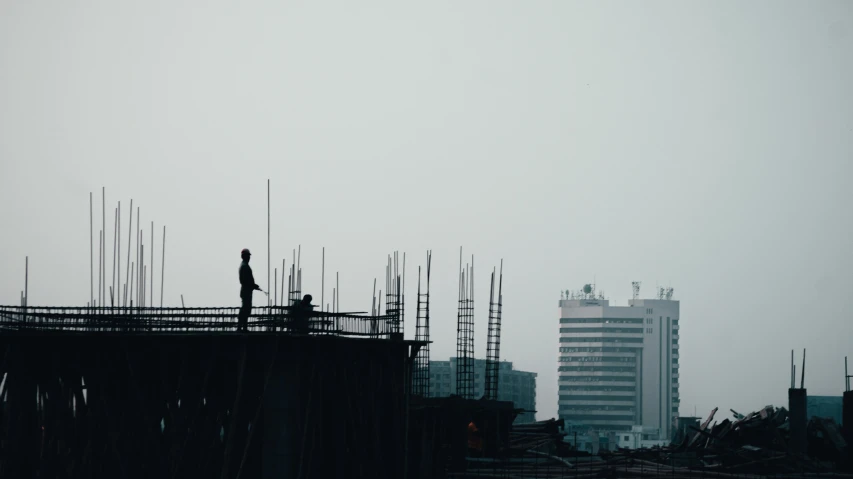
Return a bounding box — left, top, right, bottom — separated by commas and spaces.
428, 358, 538, 423
557, 286, 679, 438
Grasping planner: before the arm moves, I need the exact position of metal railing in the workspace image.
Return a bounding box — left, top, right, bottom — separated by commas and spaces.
0, 305, 400, 338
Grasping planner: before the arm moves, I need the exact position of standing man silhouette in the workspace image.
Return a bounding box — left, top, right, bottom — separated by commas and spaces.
238, 248, 260, 331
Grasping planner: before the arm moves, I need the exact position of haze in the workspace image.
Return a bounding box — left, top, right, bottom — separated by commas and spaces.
1, 0, 851, 421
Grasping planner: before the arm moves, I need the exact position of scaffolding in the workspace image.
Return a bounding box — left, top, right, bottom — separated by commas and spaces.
484, 261, 504, 401
413, 251, 432, 397
384, 252, 405, 335
456, 251, 475, 399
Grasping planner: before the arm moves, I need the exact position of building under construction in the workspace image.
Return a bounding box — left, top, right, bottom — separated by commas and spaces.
0, 305, 421, 478
0, 245, 537, 478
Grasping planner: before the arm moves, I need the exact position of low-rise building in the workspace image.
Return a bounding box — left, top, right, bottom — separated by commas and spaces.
428, 358, 537, 423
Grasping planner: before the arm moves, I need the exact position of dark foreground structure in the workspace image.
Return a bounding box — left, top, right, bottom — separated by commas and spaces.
0, 306, 420, 479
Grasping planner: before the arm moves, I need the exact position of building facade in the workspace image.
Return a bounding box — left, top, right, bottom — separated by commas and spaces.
558, 288, 679, 439
428, 358, 538, 423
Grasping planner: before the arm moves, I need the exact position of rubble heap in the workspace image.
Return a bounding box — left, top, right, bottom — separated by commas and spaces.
600, 405, 851, 477
450, 406, 851, 478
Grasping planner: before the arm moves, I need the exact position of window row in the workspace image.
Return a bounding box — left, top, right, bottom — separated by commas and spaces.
560, 385, 636, 392
560, 414, 635, 421
560, 318, 644, 324
559, 356, 635, 363
561, 327, 643, 334
559, 376, 635, 383
560, 337, 643, 343
559, 347, 639, 353
559, 395, 636, 402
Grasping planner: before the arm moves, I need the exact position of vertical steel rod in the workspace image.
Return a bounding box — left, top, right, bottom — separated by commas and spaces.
98, 230, 102, 308
102, 187, 105, 306
112, 207, 117, 306
129, 262, 134, 308
136, 207, 140, 307
141, 230, 144, 307
117, 201, 120, 308
125, 200, 133, 307
150, 222, 153, 309
24, 256, 28, 307
321, 247, 325, 310
160, 226, 166, 307
267, 179, 270, 307
90, 192, 93, 307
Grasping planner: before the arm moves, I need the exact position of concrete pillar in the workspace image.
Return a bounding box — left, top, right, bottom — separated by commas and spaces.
262, 351, 302, 479
843, 391, 853, 444
788, 388, 807, 455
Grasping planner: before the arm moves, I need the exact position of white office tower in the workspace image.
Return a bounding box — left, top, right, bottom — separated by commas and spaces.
558, 284, 679, 440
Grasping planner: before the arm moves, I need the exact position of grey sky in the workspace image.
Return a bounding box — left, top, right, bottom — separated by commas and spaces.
1, 0, 851, 421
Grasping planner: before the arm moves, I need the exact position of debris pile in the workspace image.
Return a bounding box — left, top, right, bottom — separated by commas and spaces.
599, 405, 851, 477
450, 406, 851, 478
507, 418, 566, 452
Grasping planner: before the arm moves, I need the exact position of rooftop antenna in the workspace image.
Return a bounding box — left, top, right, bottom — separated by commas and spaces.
632, 282, 641, 300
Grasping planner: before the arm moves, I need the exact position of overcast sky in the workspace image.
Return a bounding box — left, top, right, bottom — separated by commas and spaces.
1, 0, 851, 421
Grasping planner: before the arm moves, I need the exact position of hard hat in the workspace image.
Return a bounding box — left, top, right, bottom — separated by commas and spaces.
241, 248, 251, 256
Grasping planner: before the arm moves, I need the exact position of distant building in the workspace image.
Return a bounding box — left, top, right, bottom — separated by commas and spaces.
428, 358, 538, 423
558, 285, 680, 439
807, 396, 843, 424
616, 426, 670, 449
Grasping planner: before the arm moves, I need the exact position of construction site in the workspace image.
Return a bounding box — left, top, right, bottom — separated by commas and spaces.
1, 186, 852, 478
